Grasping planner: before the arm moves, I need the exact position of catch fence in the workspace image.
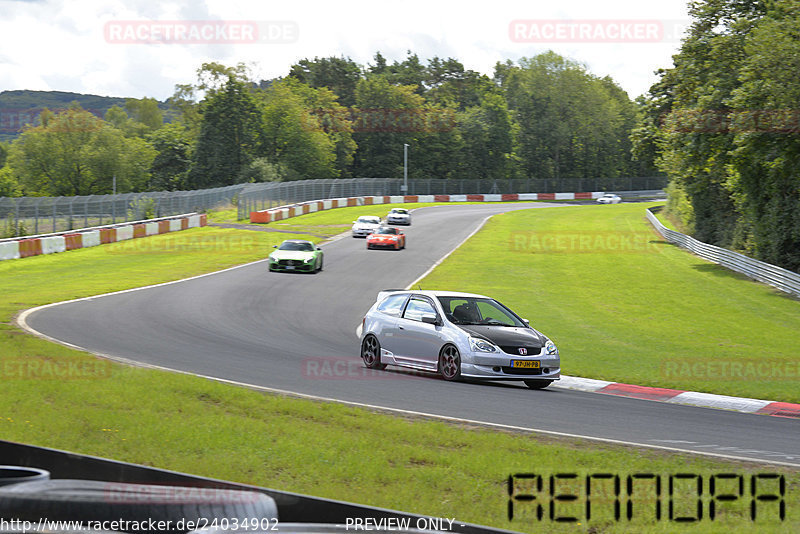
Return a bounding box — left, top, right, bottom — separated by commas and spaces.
0, 176, 667, 237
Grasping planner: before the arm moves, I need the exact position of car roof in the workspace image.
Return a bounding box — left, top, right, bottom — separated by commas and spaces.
377, 289, 491, 301
281, 239, 314, 244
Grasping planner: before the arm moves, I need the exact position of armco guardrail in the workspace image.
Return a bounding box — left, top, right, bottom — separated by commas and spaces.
250, 191, 606, 223
0, 213, 207, 261
646, 207, 800, 298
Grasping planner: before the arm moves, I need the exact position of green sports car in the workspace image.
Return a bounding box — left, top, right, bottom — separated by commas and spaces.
268, 240, 323, 273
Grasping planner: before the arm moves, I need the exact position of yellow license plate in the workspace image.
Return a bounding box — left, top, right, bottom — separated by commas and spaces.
511, 360, 540, 369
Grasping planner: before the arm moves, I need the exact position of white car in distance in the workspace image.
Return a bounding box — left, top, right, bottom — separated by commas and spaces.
387, 208, 411, 225
352, 215, 382, 237
596, 193, 622, 204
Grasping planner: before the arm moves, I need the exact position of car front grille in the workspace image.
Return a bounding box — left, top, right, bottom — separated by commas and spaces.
501, 366, 543, 375
500, 346, 542, 356
278, 259, 299, 266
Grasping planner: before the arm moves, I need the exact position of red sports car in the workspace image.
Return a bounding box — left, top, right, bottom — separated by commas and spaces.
366, 226, 406, 250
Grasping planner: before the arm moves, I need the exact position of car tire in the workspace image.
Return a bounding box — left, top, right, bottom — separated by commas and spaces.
439, 345, 461, 381
524, 380, 553, 390
361, 335, 386, 370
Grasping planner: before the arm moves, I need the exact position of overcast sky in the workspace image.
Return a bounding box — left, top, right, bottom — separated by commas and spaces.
0, 0, 693, 102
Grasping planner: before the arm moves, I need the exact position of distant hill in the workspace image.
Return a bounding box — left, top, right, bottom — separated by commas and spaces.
0, 90, 168, 142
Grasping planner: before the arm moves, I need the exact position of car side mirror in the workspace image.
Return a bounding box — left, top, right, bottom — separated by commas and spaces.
421, 314, 439, 325
272, 245, 277, 248
522, 318, 530, 325
316, 247, 321, 250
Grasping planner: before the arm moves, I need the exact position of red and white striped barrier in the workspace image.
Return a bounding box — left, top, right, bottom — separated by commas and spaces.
557, 376, 800, 418
250, 192, 604, 223
0, 213, 207, 262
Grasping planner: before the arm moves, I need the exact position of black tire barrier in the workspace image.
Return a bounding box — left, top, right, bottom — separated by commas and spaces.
0, 479, 278, 533
0, 467, 50, 487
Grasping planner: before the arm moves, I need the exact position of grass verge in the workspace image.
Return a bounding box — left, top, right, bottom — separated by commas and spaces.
0, 213, 797, 533
417, 202, 800, 402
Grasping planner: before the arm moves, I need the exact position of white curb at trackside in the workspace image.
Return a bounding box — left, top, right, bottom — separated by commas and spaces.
665, 391, 772, 413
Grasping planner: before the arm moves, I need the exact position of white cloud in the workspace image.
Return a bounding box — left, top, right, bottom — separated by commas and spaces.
0, 0, 692, 100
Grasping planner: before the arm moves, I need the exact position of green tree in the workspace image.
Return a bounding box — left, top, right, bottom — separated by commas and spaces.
288, 56, 362, 107
280, 78, 357, 178
166, 63, 251, 139
147, 123, 192, 190
424, 57, 497, 110
0, 166, 22, 197
257, 81, 338, 180
648, 0, 766, 245
125, 97, 163, 131
167, 83, 202, 136
458, 93, 516, 180
188, 76, 262, 188
500, 52, 639, 181
351, 76, 424, 177
726, 0, 800, 270
0, 141, 8, 168
8, 106, 155, 196
104, 105, 151, 138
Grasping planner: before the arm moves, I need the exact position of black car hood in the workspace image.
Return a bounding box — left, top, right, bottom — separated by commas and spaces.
457, 325, 545, 347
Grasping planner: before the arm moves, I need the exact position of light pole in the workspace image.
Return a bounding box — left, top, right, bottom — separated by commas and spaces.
112, 174, 116, 223
403, 143, 409, 194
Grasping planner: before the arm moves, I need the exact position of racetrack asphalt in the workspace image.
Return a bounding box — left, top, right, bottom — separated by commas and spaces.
23, 202, 800, 466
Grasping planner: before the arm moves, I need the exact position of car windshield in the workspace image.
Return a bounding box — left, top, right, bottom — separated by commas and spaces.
437, 296, 526, 327
278, 241, 314, 251
391, 209, 407, 214
357, 217, 379, 223
374, 227, 397, 234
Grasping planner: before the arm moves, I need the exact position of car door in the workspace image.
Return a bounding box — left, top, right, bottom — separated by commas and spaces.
393, 296, 442, 371
372, 293, 409, 361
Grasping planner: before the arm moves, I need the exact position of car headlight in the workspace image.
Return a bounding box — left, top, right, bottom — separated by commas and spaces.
545, 340, 558, 356
469, 337, 499, 353
305, 257, 314, 263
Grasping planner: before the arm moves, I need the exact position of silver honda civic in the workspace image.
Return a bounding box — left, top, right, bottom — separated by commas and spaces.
359, 290, 560, 389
